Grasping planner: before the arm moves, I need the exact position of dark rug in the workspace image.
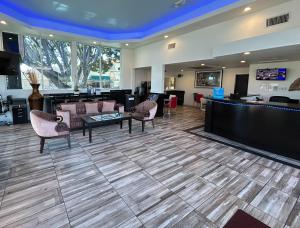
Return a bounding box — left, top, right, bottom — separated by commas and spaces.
184, 126, 300, 169
224, 210, 270, 228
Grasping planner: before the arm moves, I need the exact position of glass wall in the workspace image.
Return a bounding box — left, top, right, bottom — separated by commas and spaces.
20, 35, 121, 90
101, 47, 121, 89
76, 43, 101, 88
21, 35, 72, 90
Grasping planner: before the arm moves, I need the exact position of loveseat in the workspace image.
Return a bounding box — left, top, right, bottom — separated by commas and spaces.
57, 100, 124, 129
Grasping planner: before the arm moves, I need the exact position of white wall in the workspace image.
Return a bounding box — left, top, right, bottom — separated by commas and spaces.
248, 61, 300, 99
120, 48, 134, 90
167, 67, 249, 106
134, 0, 300, 93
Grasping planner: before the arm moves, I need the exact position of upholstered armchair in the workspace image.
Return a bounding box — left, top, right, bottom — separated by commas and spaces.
131, 100, 158, 132
30, 110, 70, 154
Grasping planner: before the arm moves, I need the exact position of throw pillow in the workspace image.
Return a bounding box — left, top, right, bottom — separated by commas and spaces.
102, 101, 115, 112
85, 103, 99, 114
61, 104, 76, 115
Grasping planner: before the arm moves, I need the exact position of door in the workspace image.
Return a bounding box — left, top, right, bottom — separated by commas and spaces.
234, 74, 249, 96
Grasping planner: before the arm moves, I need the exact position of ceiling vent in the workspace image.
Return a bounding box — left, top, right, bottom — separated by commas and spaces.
266, 13, 289, 27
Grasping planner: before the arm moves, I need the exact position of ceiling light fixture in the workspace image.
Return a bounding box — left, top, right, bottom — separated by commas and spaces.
201, 63, 205, 66
244, 52, 251, 55
244, 7, 252, 12
125, 43, 129, 46
93, 41, 97, 44
240, 60, 246, 63
180, 69, 184, 72
49, 34, 54, 37
0, 20, 7, 25
164, 35, 169, 39
9, 37, 13, 40
222, 66, 227, 69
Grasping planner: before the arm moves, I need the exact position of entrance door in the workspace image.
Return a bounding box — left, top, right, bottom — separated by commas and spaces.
234, 74, 249, 96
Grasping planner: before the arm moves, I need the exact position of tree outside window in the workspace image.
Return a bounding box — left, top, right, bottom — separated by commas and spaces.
20, 35, 121, 90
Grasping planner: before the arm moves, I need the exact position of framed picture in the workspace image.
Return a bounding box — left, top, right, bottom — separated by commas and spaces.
194, 70, 223, 88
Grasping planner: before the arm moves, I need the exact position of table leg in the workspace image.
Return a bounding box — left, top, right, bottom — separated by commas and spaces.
120, 120, 123, 129
89, 126, 92, 143
83, 123, 86, 136
129, 118, 132, 134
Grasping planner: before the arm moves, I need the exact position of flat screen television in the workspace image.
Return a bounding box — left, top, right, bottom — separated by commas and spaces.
0, 51, 21, 76
256, 68, 287, 81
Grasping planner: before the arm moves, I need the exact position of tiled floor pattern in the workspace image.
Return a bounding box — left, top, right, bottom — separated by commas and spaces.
0, 106, 299, 227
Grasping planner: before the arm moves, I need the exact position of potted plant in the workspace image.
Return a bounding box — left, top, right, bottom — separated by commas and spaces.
25, 70, 44, 111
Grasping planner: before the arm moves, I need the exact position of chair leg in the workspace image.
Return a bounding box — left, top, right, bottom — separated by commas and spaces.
151, 120, 155, 128
142, 121, 145, 132
67, 134, 71, 148
40, 137, 45, 154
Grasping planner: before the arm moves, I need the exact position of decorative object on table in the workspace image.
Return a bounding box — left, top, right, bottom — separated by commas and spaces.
24, 70, 44, 111
195, 70, 222, 88
289, 78, 300, 91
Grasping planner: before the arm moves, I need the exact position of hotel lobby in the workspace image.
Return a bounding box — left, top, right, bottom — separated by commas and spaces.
0, 0, 300, 227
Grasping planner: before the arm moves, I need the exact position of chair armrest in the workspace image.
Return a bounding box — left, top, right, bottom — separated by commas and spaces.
115, 104, 124, 113
56, 110, 71, 128
148, 105, 158, 119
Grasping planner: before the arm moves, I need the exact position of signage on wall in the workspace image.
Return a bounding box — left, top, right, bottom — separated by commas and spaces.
168, 43, 176, 49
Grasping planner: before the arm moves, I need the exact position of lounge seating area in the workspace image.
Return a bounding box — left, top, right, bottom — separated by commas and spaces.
0, 0, 300, 227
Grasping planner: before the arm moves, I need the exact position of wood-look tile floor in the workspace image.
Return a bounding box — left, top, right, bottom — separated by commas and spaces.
0, 106, 299, 228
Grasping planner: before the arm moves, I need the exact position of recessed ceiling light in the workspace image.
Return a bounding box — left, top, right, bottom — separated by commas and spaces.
0, 20, 7, 25
244, 52, 251, 55
93, 41, 97, 44
244, 7, 252, 12
241, 60, 246, 63
125, 43, 129, 46
201, 63, 205, 66
49, 34, 54, 37
164, 35, 169, 39
222, 66, 227, 69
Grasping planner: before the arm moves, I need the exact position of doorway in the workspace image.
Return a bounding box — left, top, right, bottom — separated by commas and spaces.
234, 74, 249, 96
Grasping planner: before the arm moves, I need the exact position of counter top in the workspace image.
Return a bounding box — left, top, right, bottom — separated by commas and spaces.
205, 97, 300, 111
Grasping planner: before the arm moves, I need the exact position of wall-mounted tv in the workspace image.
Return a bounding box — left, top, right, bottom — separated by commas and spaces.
256, 68, 287, 81
0, 51, 21, 76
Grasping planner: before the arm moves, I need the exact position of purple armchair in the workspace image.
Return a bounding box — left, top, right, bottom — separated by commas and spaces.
30, 110, 70, 153
131, 100, 158, 132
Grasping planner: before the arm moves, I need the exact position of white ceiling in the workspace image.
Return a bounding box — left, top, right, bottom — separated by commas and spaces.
165, 45, 300, 73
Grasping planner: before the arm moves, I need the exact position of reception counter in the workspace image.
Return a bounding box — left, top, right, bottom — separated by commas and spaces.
205, 98, 300, 161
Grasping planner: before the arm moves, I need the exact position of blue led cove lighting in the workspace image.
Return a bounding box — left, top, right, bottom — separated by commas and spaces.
0, 0, 240, 40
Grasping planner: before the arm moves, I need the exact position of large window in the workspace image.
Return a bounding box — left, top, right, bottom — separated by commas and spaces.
21, 35, 72, 90
19, 35, 121, 90
101, 47, 121, 89
76, 43, 101, 88
76, 44, 121, 89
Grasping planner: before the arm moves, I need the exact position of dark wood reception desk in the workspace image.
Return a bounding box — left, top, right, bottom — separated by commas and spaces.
205, 98, 300, 161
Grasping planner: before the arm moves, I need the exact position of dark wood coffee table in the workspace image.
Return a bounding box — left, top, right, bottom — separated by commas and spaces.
81, 113, 132, 143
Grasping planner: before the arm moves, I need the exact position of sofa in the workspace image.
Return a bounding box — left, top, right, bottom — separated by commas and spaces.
57, 100, 124, 129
